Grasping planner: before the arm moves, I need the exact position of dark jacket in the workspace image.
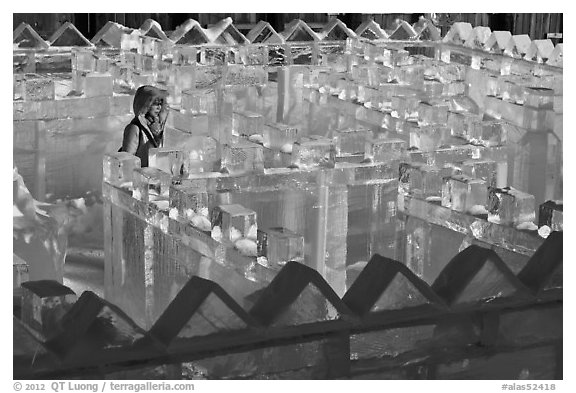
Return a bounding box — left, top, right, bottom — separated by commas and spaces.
121, 85, 168, 167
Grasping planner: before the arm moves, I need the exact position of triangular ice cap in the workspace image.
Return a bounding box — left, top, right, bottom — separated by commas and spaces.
44, 291, 147, 358
431, 245, 531, 307
281, 19, 319, 42
13, 22, 49, 49
318, 18, 357, 41
91, 21, 134, 47
388, 20, 418, 40
485, 31, 512, 53
169, 19, 210, 45
48, 22, 93, 47
355, 19, 389, 40
343, 255, 447, 317
249, 261, 351, 326
148, 276, 256, 348
139, 19, 170, 41
442, 22, 473, 44
517, 231, 562, 295
413, 17, 441, 41
210, 19, 249, 45
463, 26, 492, 49
525, 39, 555, 62
547, 44, 563, 67
246, 21, 285, 44
503, 34, 532, 57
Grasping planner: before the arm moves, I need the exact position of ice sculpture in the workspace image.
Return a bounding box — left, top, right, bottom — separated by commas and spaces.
20, 280, 77, 339
281, 20, 320, 42
442, 22, 473, 45
503, 35, 532, 58
485, 31, 513, 54
388, 20, 418, 41
48, 22, 93, 47
355, 20, 389, 41
318, 19, 357, 41
524, 39, 555, 63
464, 26, 492, 50
13, 22, 49, 49
246, 21, 285, 44
170, 19, 210, 45
488, 187, 536, 226
91, 21, 134, 47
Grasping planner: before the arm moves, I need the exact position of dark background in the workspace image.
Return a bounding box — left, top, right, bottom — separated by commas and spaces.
13, 13, 563, 43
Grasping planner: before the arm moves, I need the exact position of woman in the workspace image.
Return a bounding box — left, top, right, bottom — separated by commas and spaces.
121, 85, 169, 167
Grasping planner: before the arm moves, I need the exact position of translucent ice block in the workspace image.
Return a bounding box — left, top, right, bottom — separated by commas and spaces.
71, 47, 96, 72
263, 123, 299, 150
233, 110, 264, 137
488, 187, 536, 226
224, 65, 267, 87
291, 136, 336, 169
221, 140, 265, 175
132, 167, 172, 203
461, 158, 505, 188
181, 89, 215, 115
24, 77, 55, 101
13, 254, 29, 296
149, 147, 189, 177
169, 181, 214, 227
524, 87, 555, 110
441, 174, 488, 213
469, 120, 507, 147
538, 200, 563, 232
102, 152, 141, 189
399, 162, 443, 200
83, 73, 114, 97
418, 101, 449, 126
211, 204, 257, 243
410, 125, 450, 152
447, 111, 479, 140
332, 127, 373, 156
262, 227, 305, 268
391, 96, 420, 120
364, 138, 407, 163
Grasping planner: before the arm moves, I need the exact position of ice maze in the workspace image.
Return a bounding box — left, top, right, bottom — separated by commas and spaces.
13, 17, 563, 379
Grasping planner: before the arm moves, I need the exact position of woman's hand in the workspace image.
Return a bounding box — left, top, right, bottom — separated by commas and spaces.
158, 102, 169, 128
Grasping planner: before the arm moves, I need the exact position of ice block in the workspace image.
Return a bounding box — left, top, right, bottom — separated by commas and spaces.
291, 136, 336, 169
181, 89, 215, 115
391, 96, 419, 120
71, 48, 96, 72
261, 227, 305, 268
221, 140, 265, 175
538, 200, 563, 232
364, 138, 407, 163
410, 125, 451, 152
169, 182, 214, 232
102, 152, 141, 189
20, 280, 77, 338
83, 72, 114, 97
441, 174, 488, 214
13, 254, 29, 297
332, 127, 373, 156
418, 101, 449, 126
488, 187, 536, 226
24, 77, 55, 101
263, 122, 299, 150
233, 110, 264, 137
148, 147, 189, 177
469, 120, 507, 147
524, 87, 555, 110
461, 159, 505, 188
447, 111, 479, 140
399, 162, 443, 200
132, 167, 172, 203
211, 204, 258, 244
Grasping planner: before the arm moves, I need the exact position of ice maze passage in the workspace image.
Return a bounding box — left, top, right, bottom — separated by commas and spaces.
14, 17, 562, 378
